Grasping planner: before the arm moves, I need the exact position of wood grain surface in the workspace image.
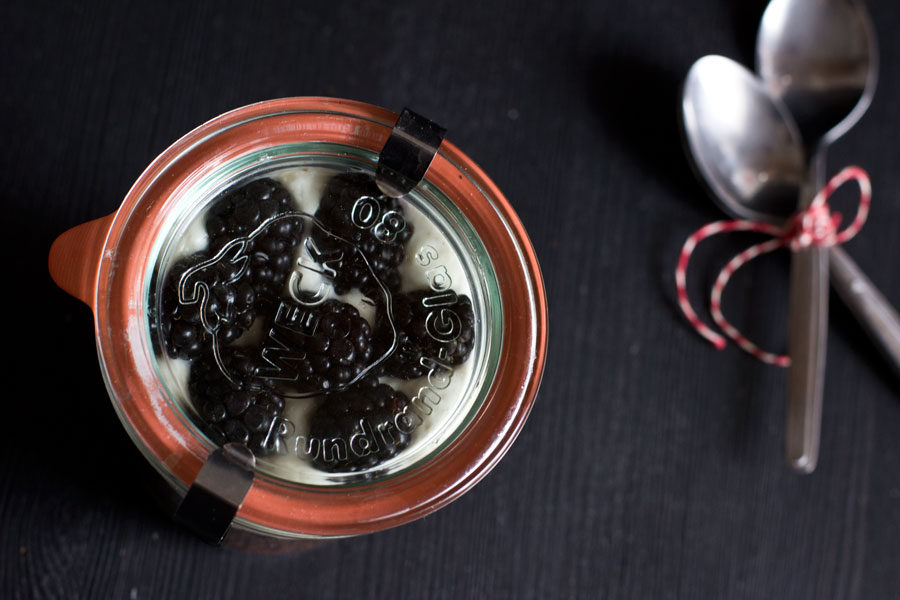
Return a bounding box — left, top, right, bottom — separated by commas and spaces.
3, 0, 899, 598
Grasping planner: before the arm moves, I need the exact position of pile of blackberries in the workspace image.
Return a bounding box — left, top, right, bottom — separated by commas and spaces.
157, 172, 477, 470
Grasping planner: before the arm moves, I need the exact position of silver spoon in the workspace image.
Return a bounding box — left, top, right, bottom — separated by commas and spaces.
757, 0, 878, 472
681, 55, 900, 472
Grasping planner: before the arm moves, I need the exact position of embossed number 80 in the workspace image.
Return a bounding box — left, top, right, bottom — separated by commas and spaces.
351, 196, 407, 242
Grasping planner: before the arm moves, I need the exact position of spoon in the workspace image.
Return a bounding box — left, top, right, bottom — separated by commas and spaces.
681, 55, 900, 471
757, 0, 878, 472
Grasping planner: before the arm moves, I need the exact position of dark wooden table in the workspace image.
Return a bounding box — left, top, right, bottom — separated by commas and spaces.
4, 0, 899, 597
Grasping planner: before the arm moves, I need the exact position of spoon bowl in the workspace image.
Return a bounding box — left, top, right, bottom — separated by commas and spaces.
757, 0, 878, 153
681, 55, 805, 223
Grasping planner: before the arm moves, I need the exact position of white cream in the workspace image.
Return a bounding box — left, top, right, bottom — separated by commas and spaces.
170, 212, 209, 258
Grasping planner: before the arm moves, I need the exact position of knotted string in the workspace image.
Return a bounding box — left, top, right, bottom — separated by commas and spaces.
675, 166, 871, 366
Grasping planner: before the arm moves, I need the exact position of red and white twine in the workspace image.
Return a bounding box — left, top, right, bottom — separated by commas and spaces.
675, 166, 871, 366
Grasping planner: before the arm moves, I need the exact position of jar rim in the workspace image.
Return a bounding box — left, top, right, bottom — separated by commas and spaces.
93, 97, 548, 537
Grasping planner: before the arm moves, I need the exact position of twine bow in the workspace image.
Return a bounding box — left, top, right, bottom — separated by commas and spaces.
675, 166, 871, 366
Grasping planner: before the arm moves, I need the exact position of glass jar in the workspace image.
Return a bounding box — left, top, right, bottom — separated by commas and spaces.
49, 98, 547, 540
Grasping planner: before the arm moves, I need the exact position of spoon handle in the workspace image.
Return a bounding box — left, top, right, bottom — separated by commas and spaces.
786, 183, 829, 474
830, 246, 900, 379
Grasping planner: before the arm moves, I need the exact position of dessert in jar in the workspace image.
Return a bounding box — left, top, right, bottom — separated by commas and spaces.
155, 165, 483, 485
49, 98, 547, 542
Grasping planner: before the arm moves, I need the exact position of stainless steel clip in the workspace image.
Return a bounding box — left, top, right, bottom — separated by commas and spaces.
376, 108, 447, 198
175, 443, 256, 545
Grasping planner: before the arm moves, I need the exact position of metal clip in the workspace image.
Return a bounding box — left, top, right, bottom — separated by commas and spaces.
175, 443, 255, 545
376, 108, 447, 198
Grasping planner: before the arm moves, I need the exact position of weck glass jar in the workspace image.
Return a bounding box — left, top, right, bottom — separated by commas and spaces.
49, 98, 547, 541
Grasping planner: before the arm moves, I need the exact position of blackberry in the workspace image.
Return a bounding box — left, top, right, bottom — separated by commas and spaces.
257, 299, 375, 394
205, 177, 304, 299
311, 172, 413, 297
374, 290, 476, 379
206, 178, 299, 248
158, 252, 258, 359
307, 379, 412, 472
157, 177, 305, 360
189, 349, 286, 456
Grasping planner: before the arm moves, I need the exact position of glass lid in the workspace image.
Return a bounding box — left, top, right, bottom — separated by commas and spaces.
147, 149, 502, 487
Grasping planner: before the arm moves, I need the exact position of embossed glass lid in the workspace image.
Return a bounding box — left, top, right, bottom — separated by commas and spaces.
149, 155, 500, 487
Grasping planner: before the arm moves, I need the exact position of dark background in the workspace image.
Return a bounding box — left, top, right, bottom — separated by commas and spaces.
3, 0, 899, 598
